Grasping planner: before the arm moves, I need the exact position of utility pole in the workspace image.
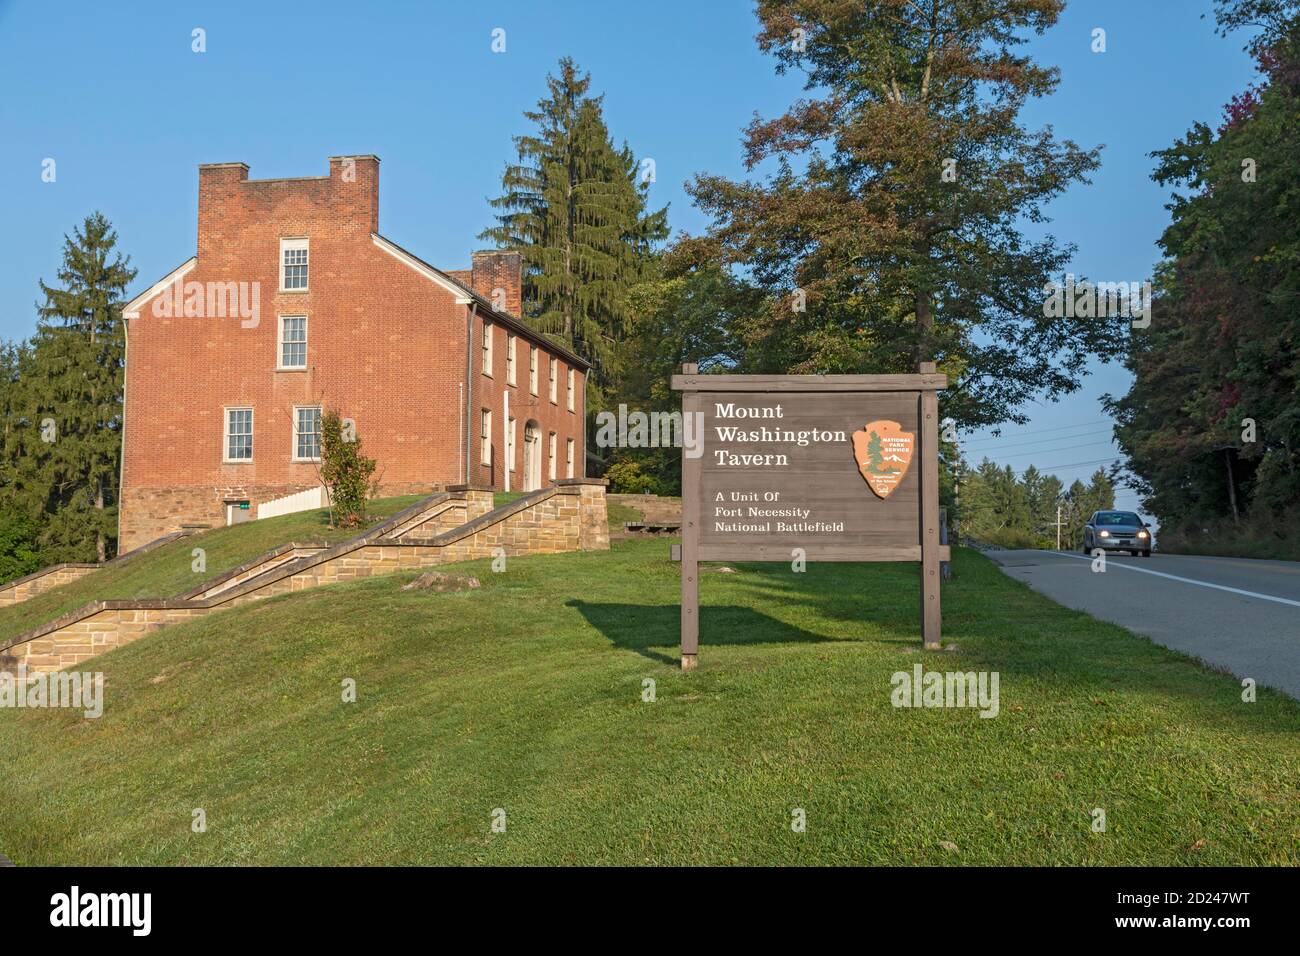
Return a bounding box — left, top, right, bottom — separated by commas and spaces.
1054, 503, 1064, 551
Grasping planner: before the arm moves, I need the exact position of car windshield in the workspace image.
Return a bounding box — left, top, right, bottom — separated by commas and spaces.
1096, 512, 1141, 526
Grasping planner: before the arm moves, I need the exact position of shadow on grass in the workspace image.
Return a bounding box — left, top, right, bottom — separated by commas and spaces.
568, 600, 839, 665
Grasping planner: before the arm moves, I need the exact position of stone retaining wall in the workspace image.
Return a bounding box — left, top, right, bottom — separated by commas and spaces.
0, 480, 608, 675
0, 565, 99, 607
0, 529, 196, 608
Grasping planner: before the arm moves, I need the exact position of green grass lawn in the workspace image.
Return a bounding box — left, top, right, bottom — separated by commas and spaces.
0, 495, 426, 643
1, 540, 1296, 865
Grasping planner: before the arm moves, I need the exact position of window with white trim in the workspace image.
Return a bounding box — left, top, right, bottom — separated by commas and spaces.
294, 406, 322, 461
567, 368, 575, 411
566, 438, 575, 479
506, 333, 517, 385
507, 416, 516, 472
224, 407, 253, 462
480, 408, 492, 466
280, 238, 309, 291
529, 346, 538, 395
548, 432, 557, 481
548, 357, 558, 404
482, 319, 493, 375
279, 316, 307, 369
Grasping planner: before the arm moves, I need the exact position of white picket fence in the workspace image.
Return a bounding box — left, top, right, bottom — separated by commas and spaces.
257, 485, 329, 520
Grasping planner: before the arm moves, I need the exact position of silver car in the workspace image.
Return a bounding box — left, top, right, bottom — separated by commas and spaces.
1082, 510, 1153, 557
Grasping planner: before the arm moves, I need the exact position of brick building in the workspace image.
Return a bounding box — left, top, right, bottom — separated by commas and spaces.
117, 155, 589, 550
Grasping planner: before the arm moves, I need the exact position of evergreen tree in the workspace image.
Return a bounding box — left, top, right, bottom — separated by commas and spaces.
28, 212, 136, 562
481, 57, 668, 384
0, 340, 43, 581
866, 430, 885, 473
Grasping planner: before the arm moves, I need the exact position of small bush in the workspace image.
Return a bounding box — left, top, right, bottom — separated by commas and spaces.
320, 410, 377, 529
604, 459, 666, 495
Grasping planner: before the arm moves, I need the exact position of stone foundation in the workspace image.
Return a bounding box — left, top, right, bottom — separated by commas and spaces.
117, 480, 441, 553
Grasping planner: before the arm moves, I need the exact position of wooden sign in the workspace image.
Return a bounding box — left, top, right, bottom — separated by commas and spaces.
671, 364, 948, 669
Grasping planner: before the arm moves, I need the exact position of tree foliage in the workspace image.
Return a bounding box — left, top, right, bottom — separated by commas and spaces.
1107, 2, 1300, 546
0, 213, 135, 571
684, 0, 1117, 429
481, 57, 668, 385
960, 460, 1112, 549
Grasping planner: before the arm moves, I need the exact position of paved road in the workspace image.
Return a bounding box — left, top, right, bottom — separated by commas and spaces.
986, 550, 1300, 699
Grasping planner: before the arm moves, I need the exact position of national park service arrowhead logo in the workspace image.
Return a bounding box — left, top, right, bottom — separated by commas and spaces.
852, 420, 914, 499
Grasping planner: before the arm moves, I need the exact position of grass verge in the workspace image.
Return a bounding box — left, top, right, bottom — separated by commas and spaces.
0, 541, 1295, 865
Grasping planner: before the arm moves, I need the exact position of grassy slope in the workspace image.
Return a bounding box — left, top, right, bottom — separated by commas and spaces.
0, 495, 426, 643
0, 541, 1296, 866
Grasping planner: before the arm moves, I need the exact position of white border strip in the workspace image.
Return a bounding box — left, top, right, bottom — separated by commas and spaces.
1049, 552, 1300, 609
121, 257, 198, 318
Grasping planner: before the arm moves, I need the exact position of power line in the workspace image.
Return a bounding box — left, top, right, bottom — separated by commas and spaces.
1034, 455, 1124, 471
984, 440, 1118, 462
963, 419, 1111, 446
962, 429, 1114, 455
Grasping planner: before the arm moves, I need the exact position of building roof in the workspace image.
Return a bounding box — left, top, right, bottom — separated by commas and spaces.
371, 233, 591, 371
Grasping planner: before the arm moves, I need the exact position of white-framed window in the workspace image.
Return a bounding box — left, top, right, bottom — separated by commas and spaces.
507, 416, 517, 472
480, 408, 492, 466
482, 319, 493, 376
548, 357, 558, 404
224, 407, 253, 462
280, 238, 309, 291
566, 437, 575, 479
506, 333, 517, 386
529, 346, 538, 395
567, 368, 575, 411
548, 432, 557, 481
293, 405, 322, 461
279, 315, 307, 369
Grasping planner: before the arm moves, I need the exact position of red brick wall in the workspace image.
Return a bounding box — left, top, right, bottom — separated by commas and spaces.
470, 314, 585, 491
119, 155, 586, 550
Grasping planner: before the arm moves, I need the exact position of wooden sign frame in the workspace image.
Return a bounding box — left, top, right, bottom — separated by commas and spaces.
671, 363, 948, 670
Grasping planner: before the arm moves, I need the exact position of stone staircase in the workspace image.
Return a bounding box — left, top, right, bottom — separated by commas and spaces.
0, 480, 608, 677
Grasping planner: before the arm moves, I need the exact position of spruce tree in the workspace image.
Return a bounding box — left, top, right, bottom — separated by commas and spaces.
481, 57, 668, 382
29, 212, 136, 562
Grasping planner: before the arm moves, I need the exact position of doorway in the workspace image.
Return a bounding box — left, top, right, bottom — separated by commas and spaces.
523, 421, 541, 491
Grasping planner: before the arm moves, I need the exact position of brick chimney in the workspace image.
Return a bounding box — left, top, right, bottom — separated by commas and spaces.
328, 155, 380, 233
196, 162, 249, 261
470, 250, 523, 317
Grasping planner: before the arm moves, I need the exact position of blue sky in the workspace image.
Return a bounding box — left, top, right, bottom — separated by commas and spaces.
0, 0, 1260, 511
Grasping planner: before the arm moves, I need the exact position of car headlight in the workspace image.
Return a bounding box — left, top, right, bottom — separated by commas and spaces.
1137, 530, 1149, 538
1098, 530, 1109, 538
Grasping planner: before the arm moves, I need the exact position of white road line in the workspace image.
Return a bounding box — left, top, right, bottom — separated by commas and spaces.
1046, 552, 1300, 609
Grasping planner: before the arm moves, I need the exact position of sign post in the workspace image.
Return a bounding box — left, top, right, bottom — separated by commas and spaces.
673, 364, 948, 670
